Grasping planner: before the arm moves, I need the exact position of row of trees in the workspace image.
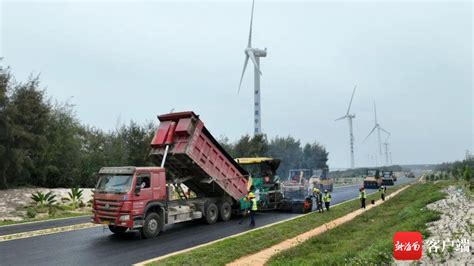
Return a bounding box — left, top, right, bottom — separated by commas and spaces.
0, 65, 155, 189
220, 134, 329, 179
436, 158, 473, 188
0, 64, 329, 188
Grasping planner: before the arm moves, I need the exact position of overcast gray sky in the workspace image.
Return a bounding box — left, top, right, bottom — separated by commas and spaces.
1, 0, 472, 168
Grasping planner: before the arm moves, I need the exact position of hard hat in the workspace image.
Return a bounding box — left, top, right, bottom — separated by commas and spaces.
248, 192, 255, 198
324, 189, 328, 193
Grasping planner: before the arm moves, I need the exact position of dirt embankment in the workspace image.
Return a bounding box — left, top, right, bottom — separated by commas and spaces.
0, 188, 93, 222
419, 185, 473, 264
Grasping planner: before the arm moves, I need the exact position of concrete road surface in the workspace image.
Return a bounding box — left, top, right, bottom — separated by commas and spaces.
0, 176, 416, 266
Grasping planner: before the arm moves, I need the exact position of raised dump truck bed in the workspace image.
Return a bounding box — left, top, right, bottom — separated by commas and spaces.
92, 112, 255, 239
149, 111, 248, 202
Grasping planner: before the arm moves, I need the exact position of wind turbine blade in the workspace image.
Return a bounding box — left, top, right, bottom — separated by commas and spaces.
346, 85, 356, 115
374, 101, 378, 124
334, 115, 347, 121
238, 55, 250, 93
379, 126, 390, 136
247, 50, 262, 75
363, 126, 377, 143
247, 0, 255, 48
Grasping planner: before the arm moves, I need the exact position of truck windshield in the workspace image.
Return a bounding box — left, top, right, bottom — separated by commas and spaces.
96, 175, 133, 193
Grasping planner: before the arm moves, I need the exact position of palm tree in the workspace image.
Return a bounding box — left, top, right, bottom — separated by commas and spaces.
31, 191, 57, 208
68, 187, 84, 209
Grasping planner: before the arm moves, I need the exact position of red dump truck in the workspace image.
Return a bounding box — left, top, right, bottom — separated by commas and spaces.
91, 112, 249, 238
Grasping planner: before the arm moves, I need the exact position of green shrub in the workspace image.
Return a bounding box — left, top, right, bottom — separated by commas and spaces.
57, 204, 76, 211
463, 166, 471, 183
48, 206, 58, 217
31, 191, 57, 208
36, 207, 48, 213
26, 208, 36, 218
68, 187, 84, 209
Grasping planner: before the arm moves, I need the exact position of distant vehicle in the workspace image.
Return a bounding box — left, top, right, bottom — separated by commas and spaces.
406, 172, 416, 178
278, 168, 333, 213
381, 170, 395, 186
384, 170, 397, 181
234, 157, 283, 211
281, 169, 311, 213
308, 168, 334, 192
363, 169, 382, 189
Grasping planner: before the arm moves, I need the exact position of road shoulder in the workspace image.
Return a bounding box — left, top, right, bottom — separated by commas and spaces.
136, 184, 409, 266
228, 185, 410, 265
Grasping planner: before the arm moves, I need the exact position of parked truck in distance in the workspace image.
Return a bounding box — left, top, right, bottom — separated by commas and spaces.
382, 170, 395, 185
309, 168, 334, 192
91, 112, 249, 238
406, 171, 416, 178
363, 169, 382, 189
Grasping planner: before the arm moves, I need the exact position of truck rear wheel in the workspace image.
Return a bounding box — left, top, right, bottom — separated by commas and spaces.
204, 203, 218, 224
218, 202, 231, 221
141, 213, 161, 239
108, 225, 127, 235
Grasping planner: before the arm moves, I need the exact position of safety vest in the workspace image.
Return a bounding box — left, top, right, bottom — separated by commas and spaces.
323, 193, 331, 202
359, 191, 366, 199
251, 198, 258, 211
379, 186, 386, 194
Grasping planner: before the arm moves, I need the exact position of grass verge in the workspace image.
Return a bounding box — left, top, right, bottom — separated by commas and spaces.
149, 184, 408, 266
268, 181, 448, 265
0, 211, 90, 227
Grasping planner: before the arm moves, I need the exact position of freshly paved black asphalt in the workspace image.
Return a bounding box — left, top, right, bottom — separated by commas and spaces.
0, 216, 90, 236
0, 177, 416, 266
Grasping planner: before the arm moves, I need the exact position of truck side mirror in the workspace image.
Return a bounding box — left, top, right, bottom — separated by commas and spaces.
135, 185, 141, 195
135, 176, 142, 195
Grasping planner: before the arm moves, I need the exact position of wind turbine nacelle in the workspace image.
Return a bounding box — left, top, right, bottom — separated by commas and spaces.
252, 48, 267, 57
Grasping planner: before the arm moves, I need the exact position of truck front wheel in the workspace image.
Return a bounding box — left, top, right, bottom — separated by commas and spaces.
141, 213, 161, 239
218, 202, 231, 221
204, 203, 218, 224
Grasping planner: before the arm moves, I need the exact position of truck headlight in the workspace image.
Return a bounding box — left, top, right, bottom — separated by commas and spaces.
119, 215, 130, 221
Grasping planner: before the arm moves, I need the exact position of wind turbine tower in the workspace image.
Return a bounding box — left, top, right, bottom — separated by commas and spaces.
238, 0, 267, 135
364, 101, 390, 156
383, 141, 390, 166
335, 85, 357, 168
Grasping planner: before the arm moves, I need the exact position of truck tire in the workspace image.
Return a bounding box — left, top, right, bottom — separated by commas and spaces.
108, 225, 127, 235
141, 213, 161, 239
218, 202, 231, 222
204, 203, 218, 225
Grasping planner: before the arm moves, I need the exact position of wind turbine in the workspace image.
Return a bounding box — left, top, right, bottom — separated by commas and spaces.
335, 85, 357, 168
383, 141, 390, 166
382, 132, 392, 166
238, 0, 267, 135
364, 101, 390, 156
